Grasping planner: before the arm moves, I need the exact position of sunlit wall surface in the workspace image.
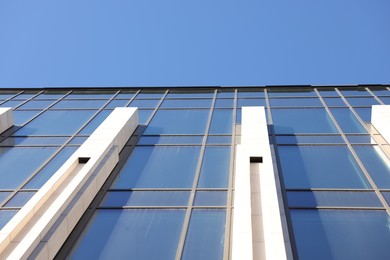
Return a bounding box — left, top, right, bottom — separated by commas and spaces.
0, 86, 389, 259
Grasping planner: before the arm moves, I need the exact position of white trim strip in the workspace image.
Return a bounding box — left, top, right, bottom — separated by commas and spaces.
372, 105, 390, 144
0, 107, 138, 259
0, 108, 13, 134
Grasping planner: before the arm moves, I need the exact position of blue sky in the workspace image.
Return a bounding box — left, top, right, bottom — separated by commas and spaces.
0, 0, 389, 88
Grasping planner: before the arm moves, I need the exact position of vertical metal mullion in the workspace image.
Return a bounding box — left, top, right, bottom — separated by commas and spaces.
175, 89, 218, 260
318, 88, 390, 216
223, 88, 237, 260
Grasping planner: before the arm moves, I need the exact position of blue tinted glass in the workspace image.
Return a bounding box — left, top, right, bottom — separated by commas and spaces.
217, 91, 234, 98
380, 97, 390, 104
318, 90, 339, 97
287, 191, 382, 208
275, 135, 344, 144
237, 98, 266, 108
354, 108, 371, 122
370, 89, 390, 96
18, 100, 55, 109
78, 110, 110, 135
340, 89, 371, 96
354, 146, 390, 189
330, 108, 367, 133
14, 93, 37, 99
24, 147, 77, 189
182, 210, 225, 260
346, 135, 373, 144
66, 92, 114, 99
136, 92, 165, 99
278, 146, 370, 189
268, 90, 316, 97
323, 97, 347, 107
194, 191, 227, 206
145, 110, 209, 135
129, 99, 160, 108
161, 99, 212, 108
138, 110, 153, 124
138, 136, 203, 145
381, 192, 390, 206
15, 110, 96, 136
291, 210, 390, 260
0, 192, 12, 206
0, 147, 57, 189
214, 99, 234, 108
69, 209, 185, 260
113, 146, 200, 188
0, 137, 68, 146
13, 110, 41, 126
101, 191, 190, 207
68, 136, 87, 145
209, 109, 233, 134
105, 99, 128, 109
35, 92, 67, 99
237, 90, 264, 98
0, 92, 18, 99
166, 91, 213, 98
270, 98, 322, 107
0, 100, 25, 108
4, 191, 36, 208
346, 97, 379, 106
236, 108, 241, 123
272, 109, 338, 134
115, 91, 136, 99
52, 99, 107, 109
206, 136, 232, 144
0, 210, 17, 230
198, 147, 230, 188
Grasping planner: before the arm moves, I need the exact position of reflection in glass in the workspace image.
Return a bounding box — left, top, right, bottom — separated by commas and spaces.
209, 109, 233, 134
269, 98, 322, 107
275, 135, 344, 144
194, 191, 227, 206
0, 210, 17, 230
53, 100, 107, 109
4, 191, 36, 208
330, 108, 367, 133
161, 99, 212, 108
138, 136, 203, 145
198, 147, 230, 188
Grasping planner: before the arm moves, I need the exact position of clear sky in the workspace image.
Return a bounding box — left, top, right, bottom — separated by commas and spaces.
0, 0, 389, 88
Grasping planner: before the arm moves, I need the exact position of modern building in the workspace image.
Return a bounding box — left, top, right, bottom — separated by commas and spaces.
0, 85, 389, 259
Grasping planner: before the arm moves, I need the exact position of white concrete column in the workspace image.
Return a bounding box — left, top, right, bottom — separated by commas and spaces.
232, 107, 287, 260
0, 107, 138, 260
372, 105, 390, 144
0, 108, 13, 134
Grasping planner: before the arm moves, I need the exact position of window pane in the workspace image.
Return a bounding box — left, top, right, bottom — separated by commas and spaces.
379, 97, 390, 105
161, 99, 212, 108
0, 192, 12, 206
287, 191, 382, 208
138, 136, 203, 145
291, 210, 390, 260
0, 147, 57, 189
66, 92, 114, 99
370, 88, 390, 96
78, 110, 110, 135
346, 135, 373, 144
52, 99, 107, 109
0, 137, 68, 146
101, 191, 190, 207
340, 89, 371, 96
237, 98, 266, 108
323, 98, 347, 107
19, 100, 55, 109
113, 146, 200, 188
354, 108, 371, 122
278, 146, 370, 189
105, 99, 128, 109
15, 110, 96, 136
268, 90, 316, 97
0, 210, 17, 230
136, 91, 165, 99
275, 135, 344, 144
270, 98, 322, 107
4, 191, 36, 208
214, 99, 234, 108
194, 191, 227, 206
346, 97, 379, 106
354, 146, 390, 188
138, 110, 153, 124
272, 109, 338, 134
129, 99, 160, 109
330, 108, 367, 133
182, 210, 226, 260
237, 90, 264, 98
145, 110, 209, 135
166, 91, 213, 98
209, 109, 233, 134
198, 147, 230, 188
13, 110, 41, 126
206, 136, 232, 144
69, 209, 185, 260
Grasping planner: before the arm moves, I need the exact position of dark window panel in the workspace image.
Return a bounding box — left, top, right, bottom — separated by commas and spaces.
340, 89, 371, 96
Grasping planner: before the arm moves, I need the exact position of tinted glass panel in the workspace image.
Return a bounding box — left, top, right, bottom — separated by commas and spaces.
129, 99, 160, 108
194, 191, 227, 206
105, 99, 128, 109
101, 191, 190, 207
268, 90, 315, 97
275, 135, 344, 144
69, 209, 185, 260
291, 210, 390, 260
379, 97, 390, 105
278, 146, 370, 189
237, 99, 266, 108
138, 110, 153, 124
19, 100, 55, 109
0, 210, 17, 229
354, 108, 371, 122
346, 135, 373, 144
0, 192, 12, 206
206, 136, 232, 144
340, 89, 371, 96
166, 91, 213, 98
161, 99, 212, 108
66, 92, 114, 99
138, 136, 203, 145
53, 100, 107, 109
182, 210, 226, 260
13, 110, 41, 126
145, 110, 209, 135
323, 98, 347, 107
0, 137, 68, 146
214, 99, 234, 108
330, 108, 367, 133
269, 98, 322, 107
198, 147, 230, 188
78, 110, 110, 135
237, 90, 264, 98
287, 191, 382, 208
209, 109, 233, 134
113, 146, 200, 188
272, 109, 338, 134
346, 97, 379, 106
4, 191, 36, 208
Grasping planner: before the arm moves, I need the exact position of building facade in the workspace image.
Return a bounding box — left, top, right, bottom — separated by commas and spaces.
0, 86, 389, 259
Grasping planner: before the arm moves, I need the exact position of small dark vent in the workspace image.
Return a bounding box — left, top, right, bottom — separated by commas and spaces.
250, 157, 263, 163
78, 157, 90, 164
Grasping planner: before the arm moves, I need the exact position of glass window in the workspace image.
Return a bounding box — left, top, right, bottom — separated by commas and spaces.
272, 108, 338, 134
136, 91, 165, 99
24, 147, 77, 189
13, 110, 41, 126
66, 92, 114, 99
330, 108, 367, 133
105, 99, 128, 109
0, 137, 68, 146
0, 147, 58, 189
291, 210, 390, 260
18, 100, 55, 109
354, 108, 371, 122
209, 109, 233, 135
340, 89, 371, 96
278, 146, 370, 189
166, 91, 214, 98
346, 135, 374, 144
354, 146, 390, 189
182, 209, 226, 260
0, 192, 12, 206
318, 89, 339, 97
161, 99, 212, 108
113, 146, 200, 188
0, 210, 17, 229
370, 88, 390, 96
268, 90, 316, 97
269, 98, 322, 107
115, 91, 136, 99
52, 99, 107, 109
101, 191, 190, 207
206, 136, 232, 144
194, 191, 227, 206
138, 110, 154, 124
15, 110, 96, 136
0, 100, 25, 108
217, 91, 234, 98
323, 97, 347, 107
129, 99, 160, 109
69, 209, 185, 259
346, 97, 379, 106
4, 191, 36, 208
275, 135, 344, 144
214, 99, 234, 108
68, 136, 87, 145
198, 147, 231, 188
35, 92, 67, 99
237, 99, 266, 108
237, 90, 265, 98
379, 97, 390, 105
78, 110, 111, 135
144, 110, 209, 135
0, 92, 18, 99
287, 191, 382, 208
138, 136, 203, 145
